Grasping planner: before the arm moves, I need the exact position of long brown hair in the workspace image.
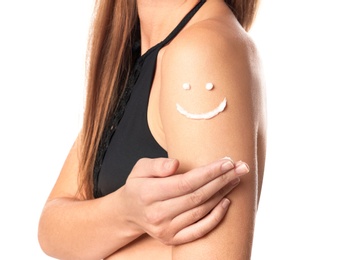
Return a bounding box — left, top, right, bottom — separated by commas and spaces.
78, 0, 259, 199
225, 0, 259, 31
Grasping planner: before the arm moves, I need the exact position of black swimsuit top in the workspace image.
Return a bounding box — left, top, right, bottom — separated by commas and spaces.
93, 0, 206, 198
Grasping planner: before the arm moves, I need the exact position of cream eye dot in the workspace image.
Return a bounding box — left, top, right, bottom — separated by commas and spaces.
205, 83, 214, 90
182, 83, 191, 90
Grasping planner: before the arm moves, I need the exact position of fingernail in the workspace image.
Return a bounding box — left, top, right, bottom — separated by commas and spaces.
235, 161, 250, 175
221, 198, 230, 209
222, 156, 235, 164
221, 160, 235, 172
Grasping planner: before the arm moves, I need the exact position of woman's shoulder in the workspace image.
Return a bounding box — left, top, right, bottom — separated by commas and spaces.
163, 13, 259, 75
159, 10, 265, 128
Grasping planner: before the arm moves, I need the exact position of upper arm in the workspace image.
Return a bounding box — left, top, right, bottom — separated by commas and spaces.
46, 135, 81, 201
160, 25, 266, 259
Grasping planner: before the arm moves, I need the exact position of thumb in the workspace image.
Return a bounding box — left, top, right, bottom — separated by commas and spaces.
129, 158, 179, 178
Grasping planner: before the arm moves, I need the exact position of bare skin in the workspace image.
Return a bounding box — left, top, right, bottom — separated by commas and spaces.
38, 0, 265, 259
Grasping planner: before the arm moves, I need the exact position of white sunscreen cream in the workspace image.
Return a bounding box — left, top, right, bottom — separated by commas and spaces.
176, 98, 227, 120
176, 83, 227, 120
182, 83, 191, 90
205, 82, 214, 90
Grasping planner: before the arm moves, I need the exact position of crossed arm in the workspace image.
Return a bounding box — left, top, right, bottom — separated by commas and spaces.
38, 16, 265, 260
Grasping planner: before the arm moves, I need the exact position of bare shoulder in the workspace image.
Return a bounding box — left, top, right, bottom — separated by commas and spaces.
162, 13, 261, 80
160, 13, 265, 126
160, 11, 266, 168
161, 13, 264, 109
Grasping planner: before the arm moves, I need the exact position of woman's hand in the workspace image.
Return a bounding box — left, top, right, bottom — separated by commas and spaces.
119, 157, 249, 245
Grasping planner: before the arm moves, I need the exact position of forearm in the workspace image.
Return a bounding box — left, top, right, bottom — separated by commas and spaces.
38, 190, 142, 260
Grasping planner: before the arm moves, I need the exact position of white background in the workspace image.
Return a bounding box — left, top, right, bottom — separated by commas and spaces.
0, 1, 352, 259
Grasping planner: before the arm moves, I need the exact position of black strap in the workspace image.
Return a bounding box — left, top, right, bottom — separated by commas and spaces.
160, 0, 206, 48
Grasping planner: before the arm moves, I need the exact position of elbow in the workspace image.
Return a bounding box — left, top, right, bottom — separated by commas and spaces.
38, 216, 100, 260
37, 211, 66, 260
37, 213, 56, 259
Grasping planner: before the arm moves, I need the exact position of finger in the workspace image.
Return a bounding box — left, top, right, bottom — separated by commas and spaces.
129, 157, 179, 178
169, 178, 239, 231
162, 168, 240, 219
171, 198, 231, 245
153, 158, 249, 200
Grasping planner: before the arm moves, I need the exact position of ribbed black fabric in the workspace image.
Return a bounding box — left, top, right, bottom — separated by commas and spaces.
93, 0, 206, 198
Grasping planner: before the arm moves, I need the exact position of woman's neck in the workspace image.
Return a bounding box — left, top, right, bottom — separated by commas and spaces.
137, 0, 199, 53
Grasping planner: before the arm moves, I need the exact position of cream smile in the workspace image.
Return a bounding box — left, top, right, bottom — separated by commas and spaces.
176, 98, 227, 120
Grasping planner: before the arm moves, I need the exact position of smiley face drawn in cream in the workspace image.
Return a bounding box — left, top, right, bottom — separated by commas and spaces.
176, 83, 227, 120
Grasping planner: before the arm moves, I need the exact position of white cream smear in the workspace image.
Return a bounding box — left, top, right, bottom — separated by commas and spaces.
176, 98, 227, 119
176, 83, 227, 120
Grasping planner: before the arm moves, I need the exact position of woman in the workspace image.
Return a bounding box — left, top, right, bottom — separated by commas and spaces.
38, 0, 266, 259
